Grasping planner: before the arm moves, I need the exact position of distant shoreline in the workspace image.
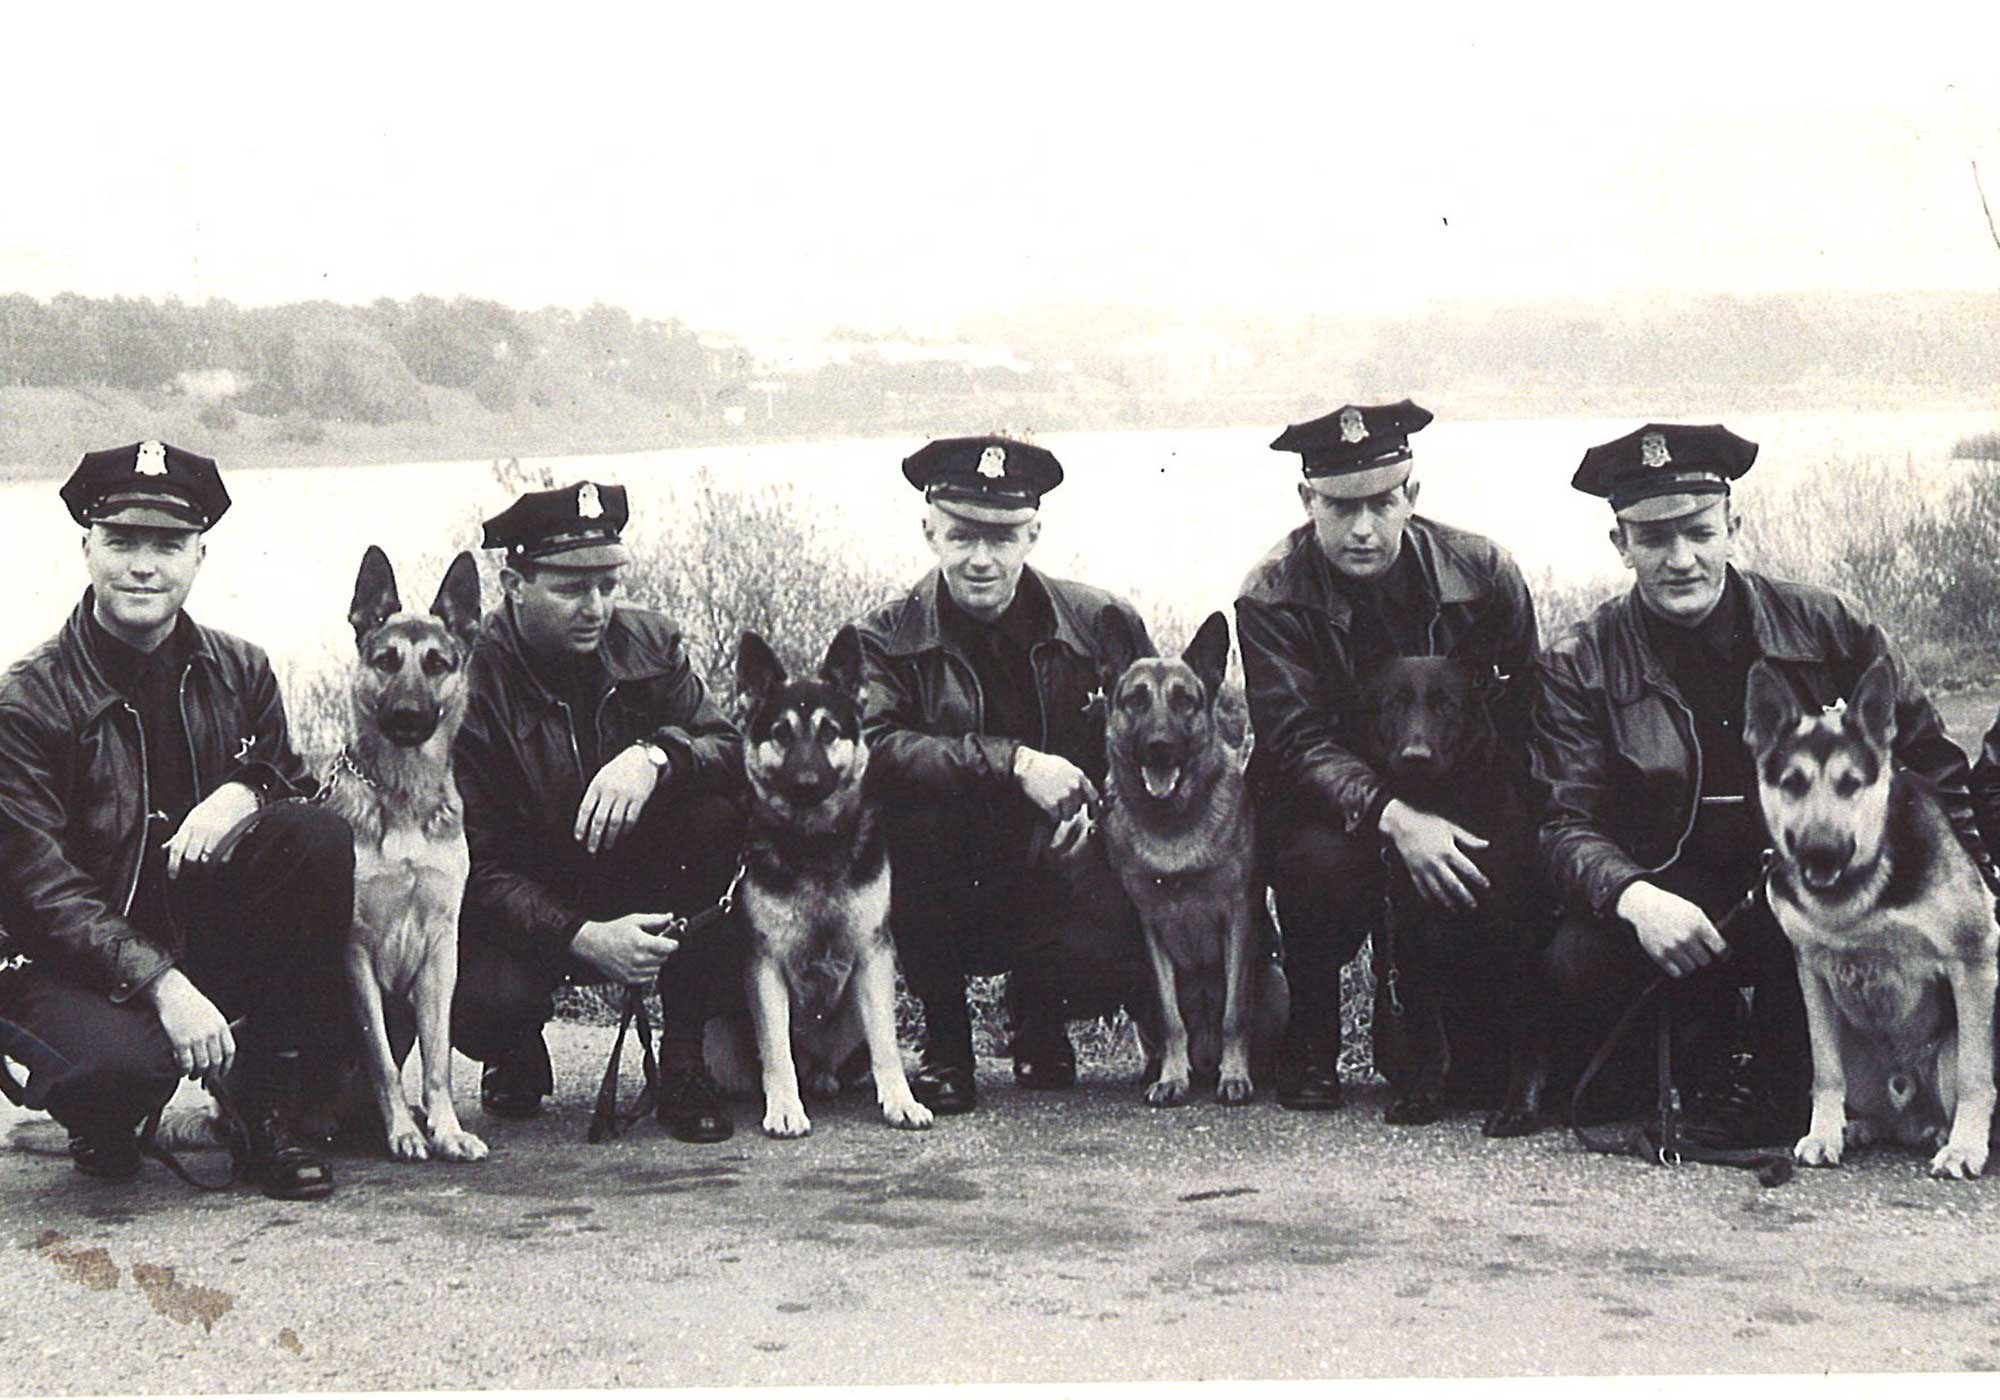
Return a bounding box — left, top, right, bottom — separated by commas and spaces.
4, 382, 1992, 481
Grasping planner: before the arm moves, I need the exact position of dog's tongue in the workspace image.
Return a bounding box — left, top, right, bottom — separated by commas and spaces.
1141, 764, 1181, 800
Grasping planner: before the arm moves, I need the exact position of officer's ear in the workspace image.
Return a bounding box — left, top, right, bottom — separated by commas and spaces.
1402, 479, 1421, 511
1021, 515, 1042, 553
499, 564, 527, 602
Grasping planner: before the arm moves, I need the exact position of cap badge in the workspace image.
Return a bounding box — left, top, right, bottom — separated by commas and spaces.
1640, 433, 1671, 469
135, 441, 168, 477
976, 445, 1007, 479
577, 483, 604, 519
1338, 408, 1366, 444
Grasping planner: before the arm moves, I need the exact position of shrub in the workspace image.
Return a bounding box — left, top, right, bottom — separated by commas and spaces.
194, 399, 237, 432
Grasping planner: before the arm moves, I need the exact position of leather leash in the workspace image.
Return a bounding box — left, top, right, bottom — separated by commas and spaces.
1570, 862, 1795, 1187
588, 862, 746, 1144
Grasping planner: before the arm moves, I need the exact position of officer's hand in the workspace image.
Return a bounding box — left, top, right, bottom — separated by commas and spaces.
1379, 798, 1491, 912
145, 969, 235, 1081
165, 782, 261, 879
1014, 748, 1099, 824
1617, 881, 1728, 978
571, 913, 681, 985
575, 745, 662, 854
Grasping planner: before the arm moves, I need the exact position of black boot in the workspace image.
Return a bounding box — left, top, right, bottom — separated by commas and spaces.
911, 993, 977, 1115
233, 1050, 335, 1201
481, 1029, 554, 1120
1007, 972, 1075, 1090
1278, 1019, 1344, 1112
655, 1064, 733, 1144
68, 1123, 144, 1183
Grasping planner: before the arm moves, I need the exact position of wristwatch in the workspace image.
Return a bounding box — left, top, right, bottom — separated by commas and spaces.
635, 740, 671, 775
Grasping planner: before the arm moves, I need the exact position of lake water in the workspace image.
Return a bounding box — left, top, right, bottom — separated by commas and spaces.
2, 407, 1991, 678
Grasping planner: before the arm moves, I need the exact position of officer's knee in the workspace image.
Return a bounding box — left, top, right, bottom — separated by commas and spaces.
450, 941, 555, 1061
46, 1034, 179, 1131
249, 800, 356, 883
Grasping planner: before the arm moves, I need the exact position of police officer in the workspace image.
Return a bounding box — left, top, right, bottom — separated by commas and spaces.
843, 437, 1153, 1114
451, 481, 748, 1142
0, 442, 351, 1198
1531, 423, 1992, 1143
1236, 402, 1540, 1110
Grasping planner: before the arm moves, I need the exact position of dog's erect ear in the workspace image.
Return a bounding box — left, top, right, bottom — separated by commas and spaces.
1846, 656, 1899, 750
1742, 661, 1799, 757
735, 631, 787, 720
1181, 611, 1232, 701
349, 545, 402, 646
819, 625, 867, 708
1095, 604, 1153, 689
429, 551, 482, 648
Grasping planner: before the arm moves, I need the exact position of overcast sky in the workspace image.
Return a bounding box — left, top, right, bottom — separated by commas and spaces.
6, 2, 1997, 340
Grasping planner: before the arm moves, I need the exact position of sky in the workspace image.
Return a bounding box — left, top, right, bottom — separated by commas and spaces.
5, 2, 1998, 341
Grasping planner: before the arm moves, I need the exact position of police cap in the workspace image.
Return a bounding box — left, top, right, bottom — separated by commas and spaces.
1271, 400, 1434, 497
902, 436, 1062, 525
481, 481, 632, 567
61, 440, 230, 532
1573, 424, 1758, 522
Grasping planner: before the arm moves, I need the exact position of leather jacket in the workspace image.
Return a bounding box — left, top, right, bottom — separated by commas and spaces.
1234, 516, 1539, 835
0, 593, 312, 999
844, 567, 1153, 801
454, 601, 743, 962
1531, 568, 1989, 920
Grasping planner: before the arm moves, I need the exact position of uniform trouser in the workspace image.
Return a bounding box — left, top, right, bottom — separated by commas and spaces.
1543, 875, 1810, 1121
451, 791, 746, 1072
1264, 817, 1384, 1050
886, 792, 1148, 1057
0, 799, 355, 1140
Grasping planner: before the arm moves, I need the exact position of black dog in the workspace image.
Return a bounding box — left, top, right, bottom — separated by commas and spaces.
1361, 656, 1548, 1137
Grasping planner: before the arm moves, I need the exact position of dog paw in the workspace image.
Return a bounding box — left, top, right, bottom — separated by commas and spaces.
1384, 1094, 1440, 1126
1929, 1140, 1987, 1180
1481, 1105, 1540, 1139
762, 1102, 812, 1139
1144, 1076, 1191, 1107
428, 1127, 489, 1163
881, 1098, 933, 1131
1216, 1074, 1255, 1106
386, 1123, 430, 1163
806, 1071, 841, 1100
1794, 1132, 1844, 1168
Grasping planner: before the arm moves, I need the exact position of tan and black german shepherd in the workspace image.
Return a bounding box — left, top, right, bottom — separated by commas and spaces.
1746, 656, 1998, 1179
704, 629, 931, 1138
1100, 610, 1288, 1106
323, 546, 488, 1163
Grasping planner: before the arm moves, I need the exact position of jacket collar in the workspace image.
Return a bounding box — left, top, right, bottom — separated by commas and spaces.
1258, 517, 1474, 630
65, 590, 217, 722
482, 600, 677, 727
885, 567, 1095, 660
1603, 567, 1815, 703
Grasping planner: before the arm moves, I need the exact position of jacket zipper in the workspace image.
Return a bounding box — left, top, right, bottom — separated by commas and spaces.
177, 665, 202, 795
118, 702, 151, 917
1639, 678, 1703, 877
1026, 642, 1052, 749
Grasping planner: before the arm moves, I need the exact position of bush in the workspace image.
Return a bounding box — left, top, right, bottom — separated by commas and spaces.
194, 399, 237, 432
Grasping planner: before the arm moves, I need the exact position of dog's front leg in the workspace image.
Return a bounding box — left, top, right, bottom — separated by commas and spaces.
347, 941, 427, 1162
1216, 903, 1256, 1104
1142, 929, 1193, 1106
1793, 958, 1850, 1168
747, 957, 810, 1138
854, 947, 931, 1130
1933, 955, 1997, 1179
413, 931, 487, 1162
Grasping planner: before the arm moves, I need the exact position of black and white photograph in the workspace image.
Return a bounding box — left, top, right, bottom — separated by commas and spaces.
3, 1, 2000, 1391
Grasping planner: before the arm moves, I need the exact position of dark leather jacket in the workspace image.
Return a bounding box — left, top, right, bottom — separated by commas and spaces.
1531, 568, 1988, 920
844, 568, 1153, 801
454, 601, 742, 961
0, 593, 312, 999
1234, 516, 1539, 835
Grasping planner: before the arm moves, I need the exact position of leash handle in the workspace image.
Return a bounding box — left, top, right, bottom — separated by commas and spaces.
139, 1070, 249, 1192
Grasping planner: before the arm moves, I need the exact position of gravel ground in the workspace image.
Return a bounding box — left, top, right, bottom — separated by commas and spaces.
5, 1022, 2000, 1392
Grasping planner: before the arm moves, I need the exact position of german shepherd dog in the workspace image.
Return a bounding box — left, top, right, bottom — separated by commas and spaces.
1746, 656, 1998, 1179
322, 546, 488, 1163
705, 629, 931, 1138
1100, 610, 1288, 1106
1359, 656, 1547, 1137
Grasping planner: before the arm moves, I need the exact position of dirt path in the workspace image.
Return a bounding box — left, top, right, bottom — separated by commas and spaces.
5, 1023, 2000, 1392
